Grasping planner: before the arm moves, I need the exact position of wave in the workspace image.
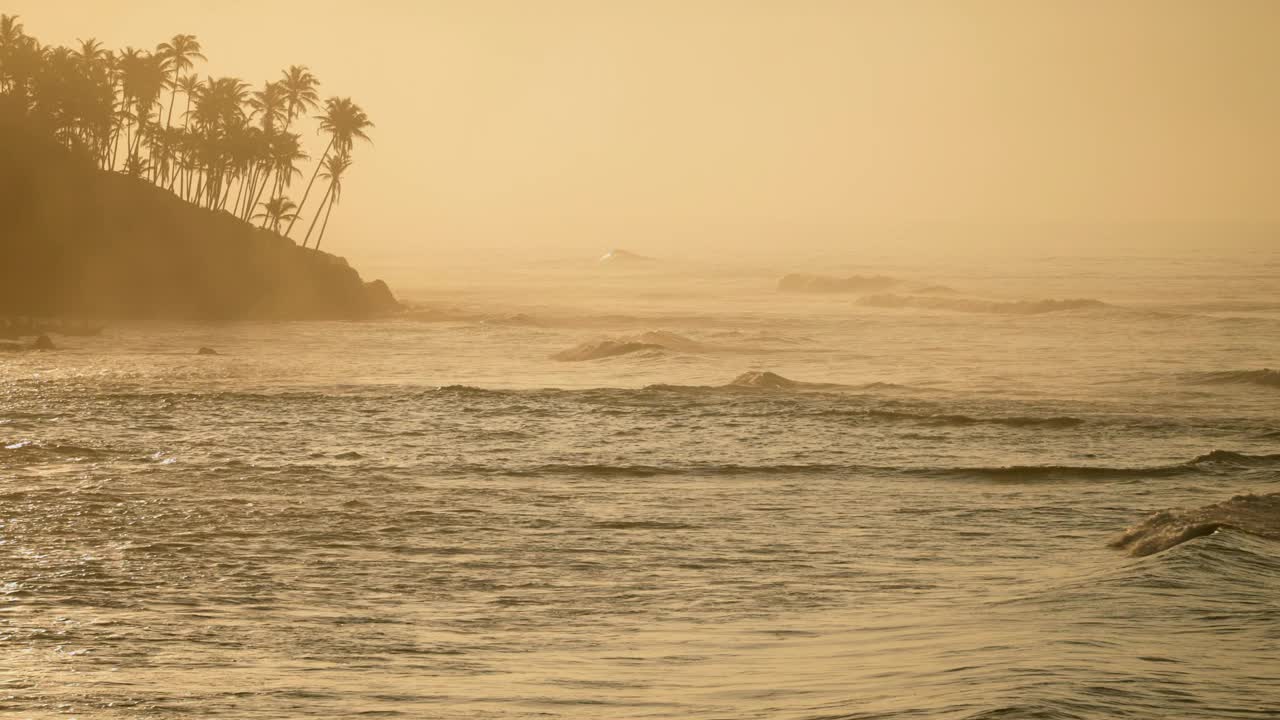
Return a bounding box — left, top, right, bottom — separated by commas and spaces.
2, 440, 113, 460
552, 331, 722, 361
705, 330, 816, 345
1187, 449, 1280, 466
725, 370, 841, 390
1189, 369, 1280, 389
946, 450, 1280, 483
777, 273, 899, 293
455, 450, 1280, 482
858, 294, 1109, 315
864, 409, 1084, 429
1110, 492, 1280, 557
645, 370, 850, 392
551, 340, 669, 362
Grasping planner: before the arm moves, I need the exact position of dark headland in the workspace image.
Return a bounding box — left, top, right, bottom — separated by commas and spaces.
0, 17, 397, 322
1, 104, 398, 320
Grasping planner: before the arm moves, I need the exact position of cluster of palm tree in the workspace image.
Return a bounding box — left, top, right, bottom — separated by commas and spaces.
0, 15, 371, 250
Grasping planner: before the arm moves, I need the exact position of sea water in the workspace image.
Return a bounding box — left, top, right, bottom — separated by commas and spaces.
2, 247, 1279, 718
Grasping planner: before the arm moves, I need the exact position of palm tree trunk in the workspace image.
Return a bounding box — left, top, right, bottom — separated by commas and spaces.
302, 182, 334, 249
233, 174, 246, 215
165, 74, 178, 130
314, 194, 336, 251
219, 174, 235, 211
285, 136, 333, 237
249, 166, 274, 221
247, 165, 270, 220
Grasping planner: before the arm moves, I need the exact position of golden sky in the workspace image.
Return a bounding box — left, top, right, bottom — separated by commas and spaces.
9, 1, 1280, 261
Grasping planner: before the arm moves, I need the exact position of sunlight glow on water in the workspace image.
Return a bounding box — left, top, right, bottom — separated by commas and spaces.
2, 252, 1279, 718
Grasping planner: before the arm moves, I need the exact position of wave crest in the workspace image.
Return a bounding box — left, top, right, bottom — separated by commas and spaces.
858, 294, 1108, 315
777, 273, 899, 293
1190, 369, 1280, 389
1110, 493, 1280, 557
866, 410, 1083, 429
552, 331, 710, 361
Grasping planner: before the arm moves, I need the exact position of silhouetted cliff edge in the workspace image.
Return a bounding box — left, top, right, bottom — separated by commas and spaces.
0, 106, 399, 320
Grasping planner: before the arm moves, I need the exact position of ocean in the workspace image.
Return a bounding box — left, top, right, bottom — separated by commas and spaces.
3, 247, 1279, 719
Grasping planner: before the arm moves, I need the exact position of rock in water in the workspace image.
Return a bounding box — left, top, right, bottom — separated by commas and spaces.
598, 249, 654, 264
727, 371, 800, 389
363, 279, 402, 315
197, 347, 218, 355
32, 334, 55, 350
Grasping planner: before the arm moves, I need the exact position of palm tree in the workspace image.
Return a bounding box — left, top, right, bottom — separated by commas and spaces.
2, 22, 370, 247
155, 34, 203, 130
239, 81, 288, 217
304, 151, 351, 250
279, 65, 319, 133
287, 96, 371, 238
252, 196, 299, 234
0, 15, 26, 94
175, 73, 200, 124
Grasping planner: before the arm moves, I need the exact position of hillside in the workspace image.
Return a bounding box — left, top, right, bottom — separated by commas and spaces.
0, 103, 398, 321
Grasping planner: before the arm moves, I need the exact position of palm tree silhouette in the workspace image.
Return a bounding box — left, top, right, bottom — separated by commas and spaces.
1, 19, 370, 250
279, 65, 320, 133
253, 196, 300, 234
155, 34, 204, 132
305, 151, 351, 250
287, 97, 371, 239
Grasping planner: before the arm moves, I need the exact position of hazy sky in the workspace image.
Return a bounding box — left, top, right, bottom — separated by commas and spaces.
9, 1, 1280, 263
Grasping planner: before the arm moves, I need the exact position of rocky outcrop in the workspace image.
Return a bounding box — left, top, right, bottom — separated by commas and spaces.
726, 371, 800, 389
0, 105, 399, 321
598, 249, 655, 264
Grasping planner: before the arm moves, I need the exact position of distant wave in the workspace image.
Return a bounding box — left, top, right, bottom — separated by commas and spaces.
645, 370, 850, 392
865, 409, 1084, 429
942, 450, 1280, 483
777, 273, 899, 293
858, 294, 1108, 315
706, 330, 816, 345
454, 450, 1280, 482
2, 440, 112, 460
552, 340, 668, 362
1111, 492, 1280, 557
552, 331, 730, 361
1189, 369, 1280, 389
913, 284, 959, 295
725, 370, 838, 390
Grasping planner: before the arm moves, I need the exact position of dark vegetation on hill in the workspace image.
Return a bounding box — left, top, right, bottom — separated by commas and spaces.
1, 108, 396, 319
0, 15, 396, 320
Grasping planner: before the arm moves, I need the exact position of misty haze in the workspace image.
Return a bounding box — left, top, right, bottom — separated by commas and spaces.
2, 2, 1279, 719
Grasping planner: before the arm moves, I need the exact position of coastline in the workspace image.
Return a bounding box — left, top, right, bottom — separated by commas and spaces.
1, 104, 399, 322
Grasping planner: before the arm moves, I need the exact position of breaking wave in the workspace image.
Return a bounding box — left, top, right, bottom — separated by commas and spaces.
858, 294, 1109, 315
1111, 492, 1280, 557
455, 450, 1280, 482
646, 370, 850, 392
864, 409, 1084, 429
551, 340, 668, 362
552, 331, 765, 361
1189, 369, 1280, 389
